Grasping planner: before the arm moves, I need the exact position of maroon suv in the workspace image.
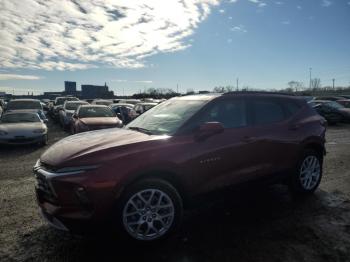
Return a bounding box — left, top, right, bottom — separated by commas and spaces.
70, 105, 123, 134
34, 92, 326, 241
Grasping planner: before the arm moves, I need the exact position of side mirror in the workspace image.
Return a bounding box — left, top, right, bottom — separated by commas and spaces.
44, 119, 49, 124
116, 113, 122, 119
72, 113, 78, 119
195, 122, 224, 141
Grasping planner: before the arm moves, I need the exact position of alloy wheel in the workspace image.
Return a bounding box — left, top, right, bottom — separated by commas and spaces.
122, 189, 175, 241
299, 155, 321, 190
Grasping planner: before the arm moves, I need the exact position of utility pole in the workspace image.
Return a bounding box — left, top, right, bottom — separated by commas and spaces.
122, 87, 124, 97
177, 84, 179, 94
332, 78, 335, 90
236, 78, 239, 91
309, 67, 312, 89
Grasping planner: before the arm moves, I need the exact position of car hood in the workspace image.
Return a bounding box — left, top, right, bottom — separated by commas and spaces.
40, 128, 169, 167
339, 108, 350, 116
80, 117, 120, 126
0, 122, 44, 134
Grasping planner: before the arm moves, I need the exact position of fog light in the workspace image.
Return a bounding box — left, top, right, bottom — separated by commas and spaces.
75, 187, 91, 206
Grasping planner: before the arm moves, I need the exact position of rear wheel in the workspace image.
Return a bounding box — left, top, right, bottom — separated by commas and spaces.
116, 178, 183, 242
288, 149, 322, 195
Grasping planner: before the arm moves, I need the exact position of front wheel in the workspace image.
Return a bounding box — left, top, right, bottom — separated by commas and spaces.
288, 149, 323, 195
116, 178, 183, 242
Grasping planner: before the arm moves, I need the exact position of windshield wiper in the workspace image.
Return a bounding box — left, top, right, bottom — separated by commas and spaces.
128, 126, 154, 135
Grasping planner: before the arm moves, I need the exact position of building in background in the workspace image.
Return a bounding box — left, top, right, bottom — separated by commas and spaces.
64, 81, 77, 95
81, 82, 114, 99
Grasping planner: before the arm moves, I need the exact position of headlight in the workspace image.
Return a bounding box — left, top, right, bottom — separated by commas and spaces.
33, 128, 46, 134
0, 130, 8, 136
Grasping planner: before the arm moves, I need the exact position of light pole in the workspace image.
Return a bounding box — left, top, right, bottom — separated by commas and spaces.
309, 67, 312, 89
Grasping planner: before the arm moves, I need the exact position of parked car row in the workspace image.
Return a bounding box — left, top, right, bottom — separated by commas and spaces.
49, 97, 161, 134
308, 95, 350, 125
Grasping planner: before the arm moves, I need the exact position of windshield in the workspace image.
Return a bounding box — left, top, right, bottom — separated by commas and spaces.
95, 101, 112, 106
327, 101, 344, 109
126, 99, 207, 135
1, 113, 40, 123
7, 101, 41, 110
65, 102, 86, 111
78, 107, 115, 118
56, 97, 78, 105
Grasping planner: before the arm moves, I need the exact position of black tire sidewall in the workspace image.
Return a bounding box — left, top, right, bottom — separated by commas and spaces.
114, 178, 183, 242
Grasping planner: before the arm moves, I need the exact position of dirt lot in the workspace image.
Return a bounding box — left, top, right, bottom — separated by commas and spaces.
1, 120, 350, 262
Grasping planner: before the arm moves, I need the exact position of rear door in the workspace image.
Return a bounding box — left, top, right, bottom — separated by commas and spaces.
247, 96, 301, 176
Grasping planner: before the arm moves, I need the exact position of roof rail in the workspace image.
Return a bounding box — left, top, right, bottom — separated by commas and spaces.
223, 91, 296, 96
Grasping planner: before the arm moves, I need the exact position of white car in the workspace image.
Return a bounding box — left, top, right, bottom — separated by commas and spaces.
0, 111, 48, 146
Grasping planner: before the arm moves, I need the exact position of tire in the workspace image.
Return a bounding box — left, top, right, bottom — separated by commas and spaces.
70, 125, 75, 135
115, 178, 183, 242
288, 149, 323, 195
39, 134, 48, 147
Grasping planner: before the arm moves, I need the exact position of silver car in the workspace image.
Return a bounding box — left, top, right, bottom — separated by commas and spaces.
0, 111, 48, 146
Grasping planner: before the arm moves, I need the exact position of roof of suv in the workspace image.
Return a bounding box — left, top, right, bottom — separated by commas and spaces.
175, 91, 301, 101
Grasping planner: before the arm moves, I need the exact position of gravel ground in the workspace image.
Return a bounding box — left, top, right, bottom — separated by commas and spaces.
0, 120, 350, 262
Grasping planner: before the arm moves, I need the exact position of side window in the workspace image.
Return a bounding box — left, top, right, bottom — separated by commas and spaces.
284, 100, 301, 117
252, 99, 285, 125
199, 99, 247, 128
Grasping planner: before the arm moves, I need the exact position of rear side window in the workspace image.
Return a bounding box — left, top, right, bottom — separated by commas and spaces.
251, 99, 285, 125
284, 100, 302, 117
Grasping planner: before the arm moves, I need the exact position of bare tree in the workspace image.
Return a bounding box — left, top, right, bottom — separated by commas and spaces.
213, 85, 235, 93
287, 81, 304, 92
186, 88, 195, 95
310, 78, 321, 90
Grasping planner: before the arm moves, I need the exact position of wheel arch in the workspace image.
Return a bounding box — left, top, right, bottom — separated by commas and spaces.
115, 169, 190, 209
302, 141, 325, 159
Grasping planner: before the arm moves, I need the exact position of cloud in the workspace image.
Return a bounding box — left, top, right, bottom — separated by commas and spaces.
281, 20, 291, 25
297, 5, 302, 9
111, 79, 152, 84
230, 25, 247, 33
248, 0, 267, 7
134, 80, 153, 84
0, 0, 219, 71
219, 9, 225, 13
0, 73, 42, 80
111, 79, 127, 82
275, 1, 283, 5
227, 0, 238, 3
321, 0, 332, 7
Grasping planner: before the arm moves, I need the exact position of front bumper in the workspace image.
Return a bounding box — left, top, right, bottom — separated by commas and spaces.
40, 208, 69, 231
33, 162, 112, 233
0, 134, 46, 145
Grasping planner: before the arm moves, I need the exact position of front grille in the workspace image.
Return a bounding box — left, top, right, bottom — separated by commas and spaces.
39, 161, 57, 172
34, 171, 57, 203
9, 137, 36, 143
90, 125, 114, 130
